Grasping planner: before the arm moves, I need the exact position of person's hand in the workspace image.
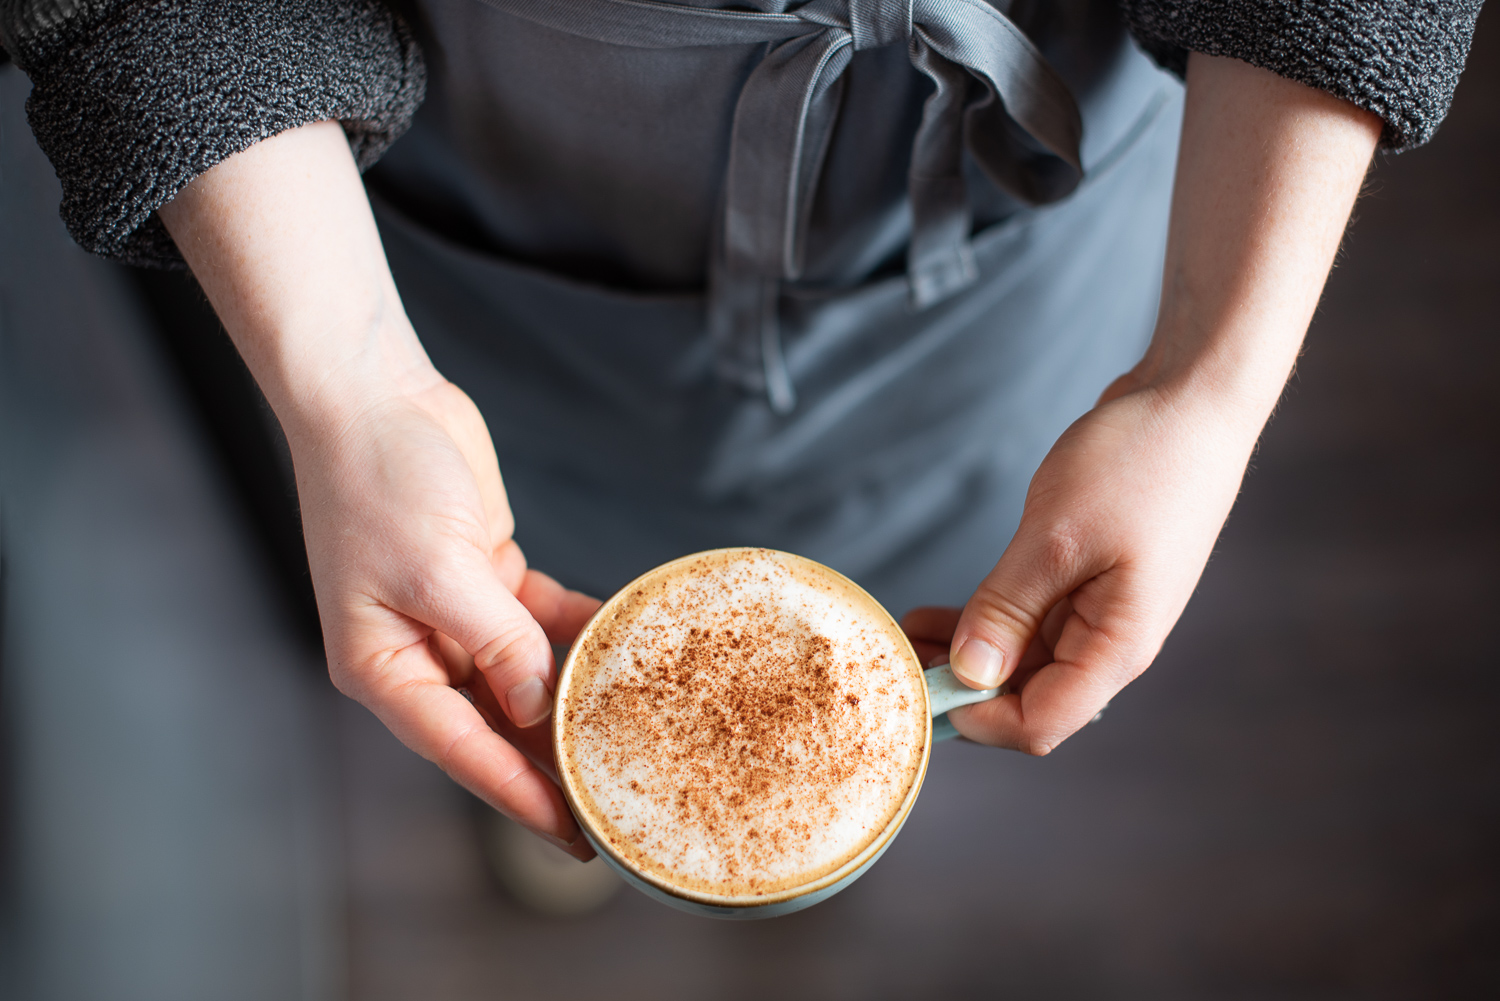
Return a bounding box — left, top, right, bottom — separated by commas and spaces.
156, 121, 603, 857
902, 53, 1383, 755
903, 374, 1257, 755
289, 374, 601, 857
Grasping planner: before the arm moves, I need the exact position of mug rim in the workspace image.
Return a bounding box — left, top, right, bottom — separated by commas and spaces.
552, 546, 933, 910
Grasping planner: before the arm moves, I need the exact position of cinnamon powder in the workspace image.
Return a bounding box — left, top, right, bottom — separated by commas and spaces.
562, 550, 925, 895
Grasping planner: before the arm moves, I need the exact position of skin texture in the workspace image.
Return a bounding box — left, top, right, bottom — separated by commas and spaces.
157, 52, 1380, 851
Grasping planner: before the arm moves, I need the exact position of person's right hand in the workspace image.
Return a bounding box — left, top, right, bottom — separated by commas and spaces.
157, 121, 602, 857
291, 374, 601, 858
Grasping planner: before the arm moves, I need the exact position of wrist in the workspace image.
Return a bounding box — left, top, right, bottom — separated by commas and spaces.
1126, 310, 1303, 441
156, 122, 444, 446
249, 294, 444, 449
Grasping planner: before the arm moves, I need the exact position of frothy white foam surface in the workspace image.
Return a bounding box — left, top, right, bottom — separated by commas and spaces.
560, 549, 927, 897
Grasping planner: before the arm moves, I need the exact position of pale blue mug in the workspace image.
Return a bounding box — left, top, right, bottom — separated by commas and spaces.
552, 549, 1003, 920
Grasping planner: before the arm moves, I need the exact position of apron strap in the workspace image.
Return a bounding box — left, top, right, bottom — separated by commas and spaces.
476, 0, 1082, 413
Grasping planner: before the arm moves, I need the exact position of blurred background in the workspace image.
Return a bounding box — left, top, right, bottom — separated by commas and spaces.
2, 10, 1496, 1001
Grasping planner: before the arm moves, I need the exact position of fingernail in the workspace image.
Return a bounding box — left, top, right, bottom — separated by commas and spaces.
505, 676, 553, 728
951, 638, 1004, 689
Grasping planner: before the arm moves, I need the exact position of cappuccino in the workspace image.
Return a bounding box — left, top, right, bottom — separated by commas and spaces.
556, 548, 928, 899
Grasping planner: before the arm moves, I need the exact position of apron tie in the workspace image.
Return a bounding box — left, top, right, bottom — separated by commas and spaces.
477, 0, 1083, 413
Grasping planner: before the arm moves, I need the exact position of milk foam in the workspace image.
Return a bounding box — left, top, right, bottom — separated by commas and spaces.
559, 549, 928, 898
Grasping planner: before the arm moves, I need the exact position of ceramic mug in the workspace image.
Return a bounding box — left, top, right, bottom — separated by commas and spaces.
551, 549, 1003, 919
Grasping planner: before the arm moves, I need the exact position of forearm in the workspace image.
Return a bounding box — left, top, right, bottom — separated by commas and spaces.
1133, 53, 1383, 428
157, 121, 438, 440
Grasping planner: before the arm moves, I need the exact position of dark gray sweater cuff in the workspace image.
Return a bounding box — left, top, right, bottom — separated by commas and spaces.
2, 0, 425, 267
1122, 0, 1484, 152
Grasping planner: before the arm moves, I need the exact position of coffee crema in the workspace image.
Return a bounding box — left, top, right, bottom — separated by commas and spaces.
557, 548, 929, 899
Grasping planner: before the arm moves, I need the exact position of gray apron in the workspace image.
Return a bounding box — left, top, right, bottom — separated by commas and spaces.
368, 0, 1182, 612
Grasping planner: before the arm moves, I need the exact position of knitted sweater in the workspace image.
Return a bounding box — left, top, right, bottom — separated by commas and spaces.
0, 0, 1485, 267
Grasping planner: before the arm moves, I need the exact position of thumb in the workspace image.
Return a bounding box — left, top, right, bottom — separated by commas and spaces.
950, 525, 1104, 690
399, 547, 557, 729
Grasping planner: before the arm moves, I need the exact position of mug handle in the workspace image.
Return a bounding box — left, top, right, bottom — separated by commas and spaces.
924, 662, 1004, 743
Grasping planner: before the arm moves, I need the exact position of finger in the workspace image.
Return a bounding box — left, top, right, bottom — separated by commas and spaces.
430, 631, 478, 687
900, 606, 963, 643
515, 569, 604, 647
950, 573, 1133, 754
947, 648, 1117, 755
492, 538, 528, 594
1007, 629, 1056, 692
394, 545, 556, 729
473, 686, 562, 783
899, 607, 962, 666
367, 643, 593, 859
1005, 596, 1074, 690
419, 384, 515, 551
949, 521, 1110, 690
911, 642, 951, 668
1039, 594, 1073, 653
430, 632, 561, 783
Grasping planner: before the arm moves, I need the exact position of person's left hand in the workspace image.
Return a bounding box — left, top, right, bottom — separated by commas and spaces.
902, 372, 1262, 755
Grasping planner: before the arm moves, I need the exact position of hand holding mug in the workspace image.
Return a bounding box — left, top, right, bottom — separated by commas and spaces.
923, 376, 1259, 755
552, 548, 1003, 918
292, 378, 600, 859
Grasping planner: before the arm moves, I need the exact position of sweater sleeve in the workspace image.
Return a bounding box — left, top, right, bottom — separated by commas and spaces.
1120, 0, 1485, 152
0, 0, 425, 267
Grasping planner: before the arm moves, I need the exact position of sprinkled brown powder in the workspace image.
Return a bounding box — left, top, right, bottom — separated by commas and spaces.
560, 549, 927, 896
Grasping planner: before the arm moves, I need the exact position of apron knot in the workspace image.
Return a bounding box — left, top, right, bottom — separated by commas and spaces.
705, 0, 1084, 411
847, 0, 911, 50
